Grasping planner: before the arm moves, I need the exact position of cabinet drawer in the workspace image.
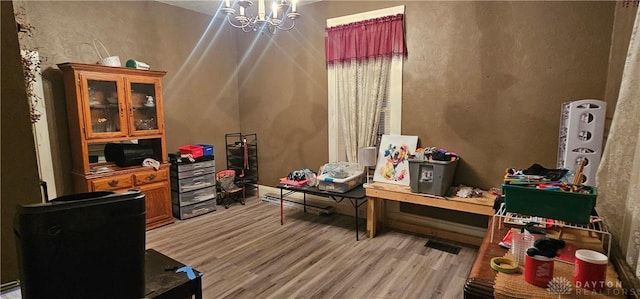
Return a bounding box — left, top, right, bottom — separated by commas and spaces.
92, 174, 133, 191
134, 169, 169, 186
172, 160, 215, 172
171, 166, 215, 179
171, 186, 216, 206
171, 173, 215, 193
172, 199, 216, 220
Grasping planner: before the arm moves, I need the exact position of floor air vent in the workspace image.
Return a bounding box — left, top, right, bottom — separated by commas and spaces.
425, 240, 461, 255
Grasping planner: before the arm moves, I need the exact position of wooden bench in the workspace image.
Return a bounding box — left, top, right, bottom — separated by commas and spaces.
365, 181, 496, 244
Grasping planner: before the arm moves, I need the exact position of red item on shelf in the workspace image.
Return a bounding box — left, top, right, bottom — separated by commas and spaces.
279, 178, 308, 187
499, 230, 513, 249
179, 145, 204, 158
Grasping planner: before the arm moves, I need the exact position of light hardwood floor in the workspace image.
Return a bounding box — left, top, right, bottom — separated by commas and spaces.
146, 196, 479, 299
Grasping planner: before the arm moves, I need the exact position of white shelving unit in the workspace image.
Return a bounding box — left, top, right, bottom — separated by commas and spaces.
490, 208, 612, 258
557, 99, 606, 186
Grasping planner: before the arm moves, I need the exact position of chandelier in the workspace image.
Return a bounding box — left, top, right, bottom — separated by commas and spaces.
222, 0, 300, 35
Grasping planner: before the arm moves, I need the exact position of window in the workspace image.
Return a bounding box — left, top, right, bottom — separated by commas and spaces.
326, 6, 405, 162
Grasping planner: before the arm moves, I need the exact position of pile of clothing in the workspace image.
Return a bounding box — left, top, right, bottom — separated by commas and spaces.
504, 163, 594, 194
280, 168, 317, 187
504, 163, 568, 184
415, 147, 459, 162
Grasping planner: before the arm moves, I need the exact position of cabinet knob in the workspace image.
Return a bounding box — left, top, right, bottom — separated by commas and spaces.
147, 174, 156, 181
108, 180, 119, 187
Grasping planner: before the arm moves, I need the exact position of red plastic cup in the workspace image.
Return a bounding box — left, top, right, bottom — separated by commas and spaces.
524, 254, 554, 287
574, 249, 608, 291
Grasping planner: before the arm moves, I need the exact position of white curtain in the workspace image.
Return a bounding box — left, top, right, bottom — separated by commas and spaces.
596, 8, 640, 278
334, 57, 390, 162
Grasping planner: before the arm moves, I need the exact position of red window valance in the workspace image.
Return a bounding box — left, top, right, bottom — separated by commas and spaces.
325, 14, 408, 66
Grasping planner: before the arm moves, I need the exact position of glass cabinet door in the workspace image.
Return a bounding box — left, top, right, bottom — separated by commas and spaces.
128, 79, 162, 136
84, 77, 127, 138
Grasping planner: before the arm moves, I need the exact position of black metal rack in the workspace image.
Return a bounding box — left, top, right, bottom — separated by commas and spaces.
225, 133, 259, 198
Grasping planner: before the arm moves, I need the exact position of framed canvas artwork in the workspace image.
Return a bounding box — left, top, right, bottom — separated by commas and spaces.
373, 135, 418, 186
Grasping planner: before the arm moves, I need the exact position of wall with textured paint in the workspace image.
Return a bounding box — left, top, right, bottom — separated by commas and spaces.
237, 1, 616, 190
14, 0, 240, 194
604, 4, 639, 139
14, 1, 618, 193
1, 0, 44, 284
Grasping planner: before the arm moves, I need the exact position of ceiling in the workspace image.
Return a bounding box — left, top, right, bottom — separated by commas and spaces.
157, 1, 221, 15
157, 0, 317, 16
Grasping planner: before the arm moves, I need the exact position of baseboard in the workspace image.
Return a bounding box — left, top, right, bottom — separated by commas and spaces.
0, 280, 20, 293
259, 185, 366, 217
261, 193, 335, 216
391, 210, 487, 240
390, 220, 484, 246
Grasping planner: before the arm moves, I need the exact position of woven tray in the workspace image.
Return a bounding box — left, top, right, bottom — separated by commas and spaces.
494, 228, 624, 298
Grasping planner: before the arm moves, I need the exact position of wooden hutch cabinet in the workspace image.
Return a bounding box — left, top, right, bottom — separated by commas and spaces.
58, 63, 174, 230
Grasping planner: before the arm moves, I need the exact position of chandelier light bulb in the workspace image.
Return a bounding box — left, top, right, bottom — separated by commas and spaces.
223, 0, 300, 35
